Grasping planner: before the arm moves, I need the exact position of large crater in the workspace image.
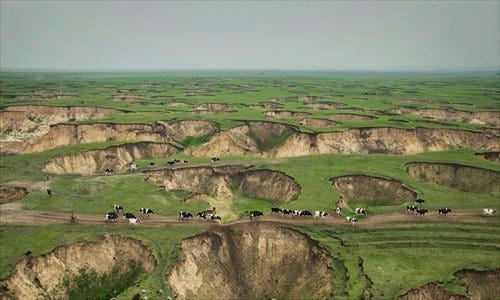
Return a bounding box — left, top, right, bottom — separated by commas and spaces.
44, 142, 181, 175
0, 235, 156, 299
406, 162, 500, 194
167, 222, 333, 299
145, 165, 301, 204
331, 175, 417, 205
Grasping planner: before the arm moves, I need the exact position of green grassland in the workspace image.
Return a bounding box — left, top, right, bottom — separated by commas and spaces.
0, 71, 499, 299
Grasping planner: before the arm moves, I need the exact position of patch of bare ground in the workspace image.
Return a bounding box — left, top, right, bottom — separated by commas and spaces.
329, 113, 376, 121
0, 187, 28, 204
44, 142, 181, 175
397, 282, 466, 300
194, 103, 232, 112
110, 94, 143, 102
406, 162, 500, 194
0, 235, 156, 299
390, 108, 500, 126
305, 101, 349, 110
475, 151, 499, 162
454, 269, 500, 300
247, 102, 284, 109
264, 110, 312, 119
297, 117, 337, 127
331, 175, 417, 205
166, 222, 332, 299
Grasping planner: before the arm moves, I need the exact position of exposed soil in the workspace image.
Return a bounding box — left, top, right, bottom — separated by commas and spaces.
329, 113, 376, 121
406, 162, 500, 194
475, 151, 499, 162
44, 142, 181, 175
454, 269, 500, 300
166, 100, 190, 106
390, 108, 500, 126
297, 117, 337, 127
0, 235, 156, 299
331, 175, 417, 205
22, 120, 216, 154
305, 101, 349, 110
0, 105, 121, 155
397, 282, 466, 300
264, 110, 312, 119
189, 121, 294, 156
145, 165, 300, 218
13, 94, 77, 100
194, 103, 232, 112
248, 102, 284, 109
167, 222, 333, 299
0, 187, 28, 204
110, 94, 143, 102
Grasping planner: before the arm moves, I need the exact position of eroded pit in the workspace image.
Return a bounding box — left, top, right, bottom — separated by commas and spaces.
0, 187, 28, 204
188, 121, 295, 157
44, 142, 181, 175
305, 101, 348, 110
331, 175, 417, 205
145, 165, 301, 217
406, 162, 500, 194
297, 117, 337, 127
390, 108, 500, 126
264, 110, 312, 119
194, 103, 232, 112
0, 235, 156, 300
397, 282, 466, 300
475, 151, 499, 162
167, 222, 332, 299
328, 113, 376, 121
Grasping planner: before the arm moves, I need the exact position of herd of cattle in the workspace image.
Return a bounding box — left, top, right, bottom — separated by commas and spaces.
100, 202, 496, 227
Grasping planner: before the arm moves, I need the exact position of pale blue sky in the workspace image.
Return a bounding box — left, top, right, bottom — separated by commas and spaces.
1, 1, 499, 70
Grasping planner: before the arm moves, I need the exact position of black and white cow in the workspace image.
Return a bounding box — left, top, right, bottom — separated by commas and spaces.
314, 211, 328, 218
211, 157, 220, 163
196, 211, 207, 219
113, 204, 124, 213
483, 208, 496, 216
271, 207, 283, 214
105, 212, 119, 221
123, 212, 136, 219
300, 210, 313, 217
416, 208, 428, 215
128, 218, 141, 226
148, 162, 155, 168
105, 168, 114, 175
355, 208, 368, 216
130, 163, 138, 172
139, 208, 154, 216
208, 214, 221, 223
336, 207, 342, 215
249, 210, 263, 219
346, 216, 358, 225
179, 211, 193, 220
407, 205, 418, 212
282, 209, 294, 216
438, 208, 452, 215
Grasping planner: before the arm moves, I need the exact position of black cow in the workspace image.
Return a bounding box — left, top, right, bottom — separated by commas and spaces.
139, 208, 154, 216
271, 207, 283, 214
105, 212, 119, 221
47, 189, 52, 197
249, 210, 263, 219
211, 157, 220, 162
300, 210, 313, 217
123, 212, 136, 219
416, 199, 425, 204
438, 208, 452, 215
183, 160, 189, 164
407, 205, 418, 212
416, 208, 428, 215
167, 160, 176, 165
179, 211, 193, 220
113, 204, 124, 212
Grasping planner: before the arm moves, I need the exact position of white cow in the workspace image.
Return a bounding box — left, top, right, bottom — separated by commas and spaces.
128, 218, 141, 226
483, 208, 496, 216
130, 163, 138, 172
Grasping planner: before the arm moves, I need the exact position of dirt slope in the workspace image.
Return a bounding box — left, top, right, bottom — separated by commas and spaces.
167, 222, 332, 299
391, 108, 500, 126
0, 235, 156, 300
44, 142, 181, 175
0, 187, 28, 204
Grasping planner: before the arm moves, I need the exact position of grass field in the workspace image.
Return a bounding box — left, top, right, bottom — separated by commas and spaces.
0, 71, 499, 299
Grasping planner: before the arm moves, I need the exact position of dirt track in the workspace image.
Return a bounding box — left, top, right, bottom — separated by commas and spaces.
0, 208, 496, 229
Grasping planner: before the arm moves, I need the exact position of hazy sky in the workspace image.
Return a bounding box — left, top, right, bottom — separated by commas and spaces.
1, 1, 499, 71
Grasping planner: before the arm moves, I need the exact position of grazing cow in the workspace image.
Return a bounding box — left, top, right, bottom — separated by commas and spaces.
355, 208, 368, 216
196, 211, 207, 219
249, 210, 263, 219
179, 211, 193, 220
314, 211, 328, 218
211, 157, 220, 163
123, 212, 136, 219
271, 207, 283, 214
113, 205, 124, 213
47, 189, 52, 197
128, 218, 141, 226
438, 208, 452, 215
416, 208, 428, 215
416, 199, 425, 204
148, 162, 155, 168
105, 212, 119, 221
336, 207, 342, 215
183, 160, 189, 164
70, 211, 77, 223
483, 208, 496, 216
407, 205, 418, 212
346, 216, 358, 225
208, 214, 221, 223
300, 210, 313, 217
105, 168, 114, 175
139, 208, 154, 216
282, 209, 294, 216
167, 160, 176, 165
293, 210, 303, 217
130, 163, 138, 172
